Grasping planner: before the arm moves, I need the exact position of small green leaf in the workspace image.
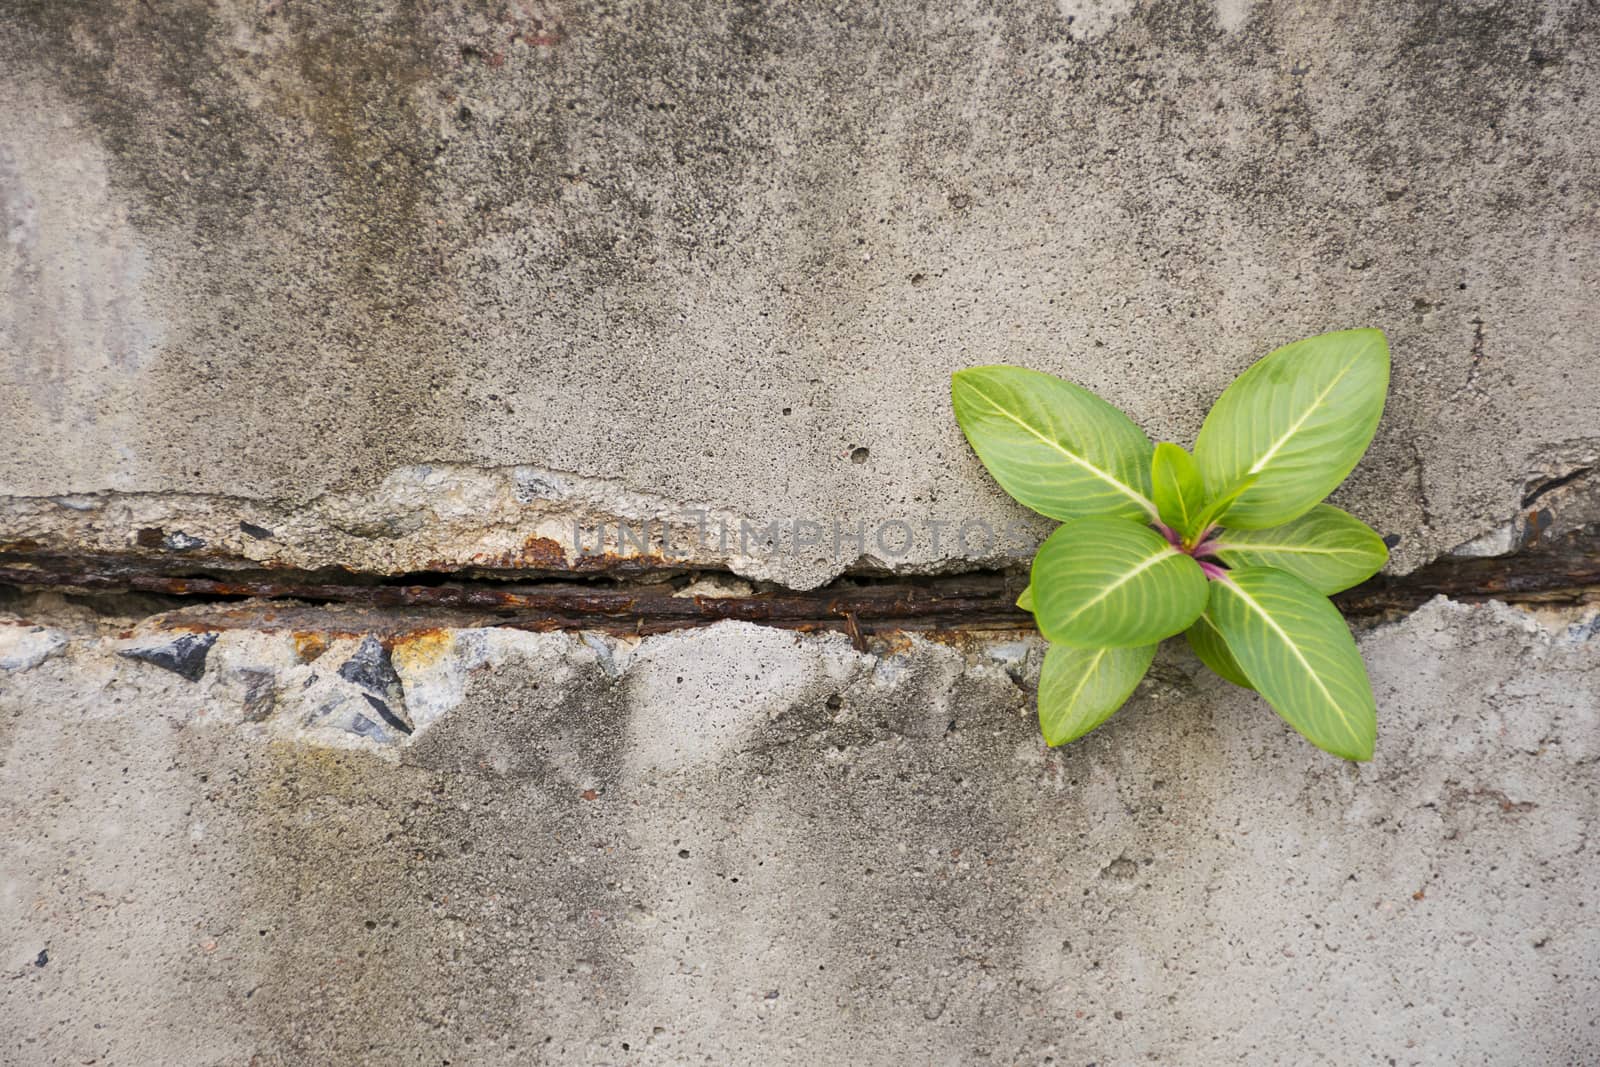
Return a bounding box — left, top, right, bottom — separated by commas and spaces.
952, 366, 1158, 523
1208, 567, 1377, 761
1038, 642, 1156, 746
1016, 584, 1034, 612
1187, 474, 1258, 543
1031, 517, 1209, 648
1185, 613, 1254, 689
1151, 442, 1206, 536
1194, 329, 1390, 529
1209, 505, 1389, 595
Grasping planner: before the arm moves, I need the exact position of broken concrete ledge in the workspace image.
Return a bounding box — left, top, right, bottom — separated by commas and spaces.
2, 451, 1597, 591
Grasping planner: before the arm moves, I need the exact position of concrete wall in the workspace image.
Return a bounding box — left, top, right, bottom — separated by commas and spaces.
3, 1, 1599, 1063
2, 599, 1598, 1064
4, 0, 1599, 583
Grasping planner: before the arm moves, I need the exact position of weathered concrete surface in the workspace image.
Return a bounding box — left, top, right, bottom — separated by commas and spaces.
5, 2, 1600, 1064
2, 597, 1596, 1064
4, 1, 1600, 585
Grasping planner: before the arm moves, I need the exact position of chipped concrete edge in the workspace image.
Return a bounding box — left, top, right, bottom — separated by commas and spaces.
0, 462, 1043, 590
7, 450, 1600, 591
4, 596, 1596, 762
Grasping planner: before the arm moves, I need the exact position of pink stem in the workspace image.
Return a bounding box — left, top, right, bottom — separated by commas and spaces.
1156, 523, 1183, 548
1198, 560, 1228, 581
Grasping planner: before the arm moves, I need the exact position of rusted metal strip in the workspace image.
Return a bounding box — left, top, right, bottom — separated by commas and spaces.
0, 555, 1029, 634
1, 526, 1597, 636
1331, 526, 1600, 615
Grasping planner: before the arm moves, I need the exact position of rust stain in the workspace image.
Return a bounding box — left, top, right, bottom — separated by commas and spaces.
565, 549, 673, 574
511, 535, 568, 568
391, 628, 454, 672
293, 632, 330, 663
473, 538, 676, 574
473, 547, 675, 579
917, 627, 1028, 650
876, 633, 916, 656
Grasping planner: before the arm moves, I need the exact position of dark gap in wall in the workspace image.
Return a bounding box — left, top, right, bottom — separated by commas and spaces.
2, 526, 1598, 639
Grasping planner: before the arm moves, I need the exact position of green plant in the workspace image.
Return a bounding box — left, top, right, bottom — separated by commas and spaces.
952, 328, 1391, 760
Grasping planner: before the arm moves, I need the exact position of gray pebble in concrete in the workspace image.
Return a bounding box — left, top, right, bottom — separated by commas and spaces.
116, 632, 218, 683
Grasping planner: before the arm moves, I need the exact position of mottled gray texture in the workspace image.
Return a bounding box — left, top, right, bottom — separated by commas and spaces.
4, 3, 1600, 1064
3, 0, 1600, 584
0, 622, 67, 672
1, 598, 1597, 1065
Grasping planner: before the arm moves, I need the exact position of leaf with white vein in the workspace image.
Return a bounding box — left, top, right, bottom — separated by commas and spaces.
1207, 567, 1377, 761
1038, 642, 1156, 746
1185, 612, 1254, 689
1209, 505, 1388, 594
1194, 329, 1389, 529
952, 366, 1158, 522
1031, 517, 1208, 648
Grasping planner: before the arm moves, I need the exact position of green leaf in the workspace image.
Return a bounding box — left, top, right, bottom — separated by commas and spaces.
1038, 642, 1156, 746
1151, 442, 1206, 536
952, 366, 1158, 523
1185, 612, 1254, 689
1208, 505, 1389, 595
1193, 329, 1390, 529
1207, 567, 1377, 761
1016, 584, 1034, 612
1187, 473, 1258, 543
1031, 516, 1209, 648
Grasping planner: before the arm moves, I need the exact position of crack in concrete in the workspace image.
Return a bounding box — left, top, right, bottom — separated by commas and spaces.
1522, 466, 1595, 510
3, 525, 1599, 638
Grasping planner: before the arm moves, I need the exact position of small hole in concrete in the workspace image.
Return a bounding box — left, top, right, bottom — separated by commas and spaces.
850, 447, 869, 464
